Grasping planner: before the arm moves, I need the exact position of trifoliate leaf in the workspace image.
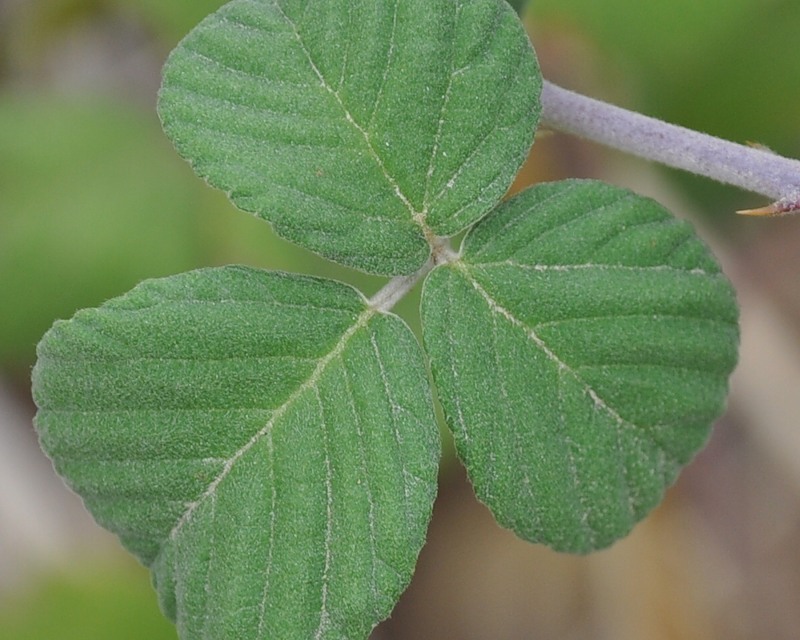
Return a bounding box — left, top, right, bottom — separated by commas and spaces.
421, 180, 739, 553
33, 266, 439, 639
158, 0, 541, 275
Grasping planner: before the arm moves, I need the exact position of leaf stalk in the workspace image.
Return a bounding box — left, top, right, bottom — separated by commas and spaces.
369, 238, 459, 313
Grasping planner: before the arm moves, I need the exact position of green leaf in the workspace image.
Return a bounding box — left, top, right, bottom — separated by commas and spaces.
115, 0, 229, 41
421, 180, 739, 553
0, 98, 210, 369
158, 0, 541, 275
33, 266, 439, 639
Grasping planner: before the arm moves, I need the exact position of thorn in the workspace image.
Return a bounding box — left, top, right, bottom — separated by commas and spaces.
737, 197, 800, 217
737, 203, 782, 216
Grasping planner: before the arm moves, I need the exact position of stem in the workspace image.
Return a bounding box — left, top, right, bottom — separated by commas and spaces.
540, 80, 800, 216
368, 239, 460, 312
368, 262, 432, 313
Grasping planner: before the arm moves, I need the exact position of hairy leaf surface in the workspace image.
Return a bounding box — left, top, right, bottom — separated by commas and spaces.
158, 0, 541, 275
33, 266, 439, 639
421, 180, 739, 552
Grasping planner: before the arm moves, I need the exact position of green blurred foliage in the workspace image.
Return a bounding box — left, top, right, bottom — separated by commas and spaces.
114, 0, 227, 43
532, 0, 752, 81
2, 0, 227, 52
0, 560, 177, 640
0, 99, 203, 368
0, 95, 386, 370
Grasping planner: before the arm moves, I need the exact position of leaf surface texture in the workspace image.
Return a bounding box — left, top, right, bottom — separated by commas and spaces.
158, 0, 541, 274
34, 266, 439, 638
421, 180, 739, 552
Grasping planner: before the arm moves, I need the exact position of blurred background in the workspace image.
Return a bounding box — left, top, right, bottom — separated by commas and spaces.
1, 0, 799, 638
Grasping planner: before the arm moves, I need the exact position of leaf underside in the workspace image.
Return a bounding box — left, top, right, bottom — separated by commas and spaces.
421, 180, 739, 553
158, 0, 541, 275
33, 266, 439, 639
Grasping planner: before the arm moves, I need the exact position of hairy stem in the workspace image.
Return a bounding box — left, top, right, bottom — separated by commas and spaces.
540, 80, 800, 216
369, 239, 459, 313
368, 262, 432, 313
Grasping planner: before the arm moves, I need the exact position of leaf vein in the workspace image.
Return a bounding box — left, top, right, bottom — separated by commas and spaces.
422, 0, 462, 212
441, 164, 517, 231
468, 184, 585, 258
273, 1, 427, 238
532, 312, 735, 331
367, 0, 400, 129
256, 429, 276, 637
172, 112, 355, 153
471, 190, 634, 259
458, 265, 670, 462
556, 367, 598, 548
313, 386, 334, 640
575, 361, 729, 377
179, 45, 312, 89
168, 308, 374, 542
336, 1, 353, 91
427, 77, 531, 210
487, 313, 506, 500
369, 328, 414, 525
43, 354, 318, 366
215, 11, 290, 37
200, 492, 218, 639
262, 180, 408, 224
475, 260, 717, 278
467, 267, 688, 474
168, 83, 344, 129
341, 354, 381, 611
443, 276, 470, 445
103, 296, 359, 314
